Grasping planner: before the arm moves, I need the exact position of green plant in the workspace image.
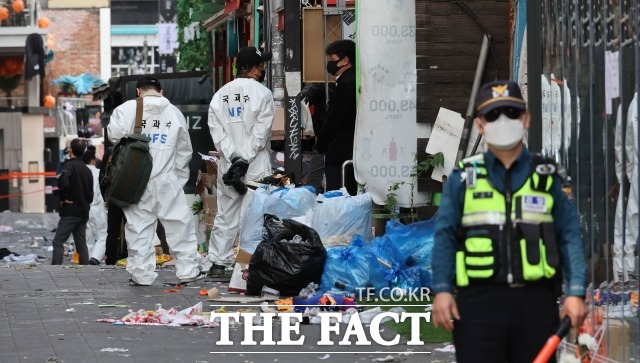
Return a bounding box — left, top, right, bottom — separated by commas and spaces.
384, 181, 405, 218
416, 152, 445, 176
177, 0, 212, 72
191, 199, 203, 215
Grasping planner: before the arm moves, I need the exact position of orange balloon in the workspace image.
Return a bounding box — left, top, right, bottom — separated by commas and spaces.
43, 95, 55, 108
12, 0, 24, 13
0, 7, 9, 21
37, 17, 49, 28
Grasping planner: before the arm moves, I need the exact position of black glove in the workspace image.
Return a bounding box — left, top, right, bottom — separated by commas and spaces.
230, 154, 249, 177
222, 165, 248, 195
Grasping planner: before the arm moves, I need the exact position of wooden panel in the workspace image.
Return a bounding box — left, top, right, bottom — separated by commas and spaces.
415, 138, 443, 192
414, 0, 511, 126
302, 8, 341, 82
416, 0, 509, 17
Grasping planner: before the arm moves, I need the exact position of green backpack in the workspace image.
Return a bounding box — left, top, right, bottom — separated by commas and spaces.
102, 98, 153, 208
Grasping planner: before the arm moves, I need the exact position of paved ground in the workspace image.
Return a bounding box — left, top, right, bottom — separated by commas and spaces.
0, 212, 455, 363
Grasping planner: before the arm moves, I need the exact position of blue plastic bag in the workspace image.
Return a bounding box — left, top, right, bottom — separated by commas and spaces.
320, 235, 386, 293
384, 263, 422, 292
239, 187, 270, 254
385, 218, 435, 287
312, 192, 372, 246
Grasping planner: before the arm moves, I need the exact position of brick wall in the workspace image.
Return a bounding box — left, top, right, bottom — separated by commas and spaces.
41, 9, 101, 96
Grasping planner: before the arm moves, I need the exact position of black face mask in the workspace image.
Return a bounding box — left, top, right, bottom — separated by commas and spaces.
326, 59, 342, 76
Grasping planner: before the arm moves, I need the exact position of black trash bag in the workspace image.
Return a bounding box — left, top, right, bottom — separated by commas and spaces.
247, 215, 327, 296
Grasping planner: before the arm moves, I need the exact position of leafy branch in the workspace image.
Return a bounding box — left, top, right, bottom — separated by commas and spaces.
416, 152, 445, 177
384, 181, 405, 218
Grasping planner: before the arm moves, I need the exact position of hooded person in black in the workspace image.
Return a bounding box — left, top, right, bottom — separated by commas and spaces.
51, 138, 93, 265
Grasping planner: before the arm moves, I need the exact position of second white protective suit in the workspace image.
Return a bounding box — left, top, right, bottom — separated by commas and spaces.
207, 77, 274, 267
624, 93, 639, 277
86, 164, 108, 261
108, 94, 201, 285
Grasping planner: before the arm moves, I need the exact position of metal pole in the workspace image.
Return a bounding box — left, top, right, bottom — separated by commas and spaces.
455, 34, 490, 165
527, 0, 543, 152
284, 0, 302, 182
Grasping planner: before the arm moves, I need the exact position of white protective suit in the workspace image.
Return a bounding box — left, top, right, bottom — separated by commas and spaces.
541, 74, 552, 155
85, 164, 108, 261
550, 75, 562, 160
623, 93, 638, 276
108, 94, 200, 285
207, 77, 274, 267
563, 79, 572, 158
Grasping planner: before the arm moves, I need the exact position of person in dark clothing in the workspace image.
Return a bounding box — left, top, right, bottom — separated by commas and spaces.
51, 138, 94, 265
99, 145, 127, 265
301, 82, 332, 193
315, 39, 357, 195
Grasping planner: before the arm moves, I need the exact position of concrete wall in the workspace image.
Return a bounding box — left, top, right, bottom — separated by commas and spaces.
20, 114, 45, 213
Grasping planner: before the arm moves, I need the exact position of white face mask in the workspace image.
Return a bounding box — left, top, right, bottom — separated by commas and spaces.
482, 114, 525, 150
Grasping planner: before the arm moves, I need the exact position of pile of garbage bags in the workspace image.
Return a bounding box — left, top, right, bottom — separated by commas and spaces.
321, 218, 435, 294
238, 185, 432, 297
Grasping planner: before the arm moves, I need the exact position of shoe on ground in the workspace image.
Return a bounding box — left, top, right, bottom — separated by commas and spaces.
208, 263, 231, 278
89, 258, 100, 265
128, 278, 148, 286
179, 271, 207, 284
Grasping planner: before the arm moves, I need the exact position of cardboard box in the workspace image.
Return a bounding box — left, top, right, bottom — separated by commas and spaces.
604, 319, 630, 362
228, 249, 252, 292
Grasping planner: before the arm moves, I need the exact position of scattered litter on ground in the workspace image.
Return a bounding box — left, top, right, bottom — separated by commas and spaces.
318, 354, 330, 360
98, 304, 129, 308
65, 308, 75, 312
208, 296, 274, 303
117, 255, 172, 267
207, 287, 219, 299
0, 225, 13, 232
371, 356, 399, 362
434, 344, 455, 353
71, 302, 95, 305
95, 302, 218, 328
100, 348, 129, 352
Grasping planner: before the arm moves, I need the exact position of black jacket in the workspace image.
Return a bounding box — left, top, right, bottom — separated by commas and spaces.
315, 67, 357, 166
25, 33, 45, 81
57, 158, 93, 218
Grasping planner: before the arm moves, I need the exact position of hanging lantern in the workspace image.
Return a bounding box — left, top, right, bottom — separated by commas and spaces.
12, 0, 24, 13
0, 7, 9, 20
43, 95, 55, 108
37, 17, 50, 28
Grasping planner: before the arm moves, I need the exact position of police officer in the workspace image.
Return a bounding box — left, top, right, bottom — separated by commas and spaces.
432, 81, 587, 362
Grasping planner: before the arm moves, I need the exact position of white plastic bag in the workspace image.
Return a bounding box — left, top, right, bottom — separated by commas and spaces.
312, 191, 372, 246
263, 186, 317, 220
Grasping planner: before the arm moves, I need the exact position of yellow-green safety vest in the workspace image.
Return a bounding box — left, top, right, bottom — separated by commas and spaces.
455, 154, 560, 287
